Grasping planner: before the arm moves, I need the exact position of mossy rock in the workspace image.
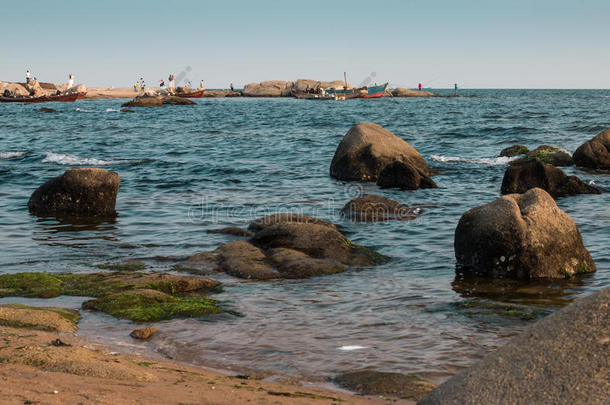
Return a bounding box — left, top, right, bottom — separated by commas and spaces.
82, 289, 223, 322
0, 304, 80, 332
454, 300, 539, 320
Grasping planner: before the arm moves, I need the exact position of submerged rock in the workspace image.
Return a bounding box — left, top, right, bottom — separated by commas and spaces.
455, 188, 596, 279
28, 168, 120, 217
377, 160, 437, 190
182, 214, 387, 280
161, 96, 195, 105
207, 227, 254, 237
130, 327, 158, 340
341, 194, 418, 221
334, 370, 435, 401
573, 129, 610, 169
499, 145, 529, 157
120, 108, 134, 113
121, 94, 163, 107
330, 122, 435, 187
419, 288, 610, 405
501, 159, 601, 198
39, 107, 56, 113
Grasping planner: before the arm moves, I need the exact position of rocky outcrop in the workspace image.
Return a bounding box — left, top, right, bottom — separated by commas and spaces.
512, 145, 574, 166
501, 159, 601, 198
341, 194, 418, 222
455, 188, 596, 279
499, 145, 529, 157
330, 123, 435, 186
0, 82, 29, 97
377, 160, 437, 190
390, 88, 435, 97
292, 79, 353, 92
573, 129, 610, 170
161, 96, 195, 105
25, 79, 44, 96
28, 168, 120, 217
121, 94, 162, 107
180, 215, 387, 280
335, 370, 435, 401
419, 288, 610, 405
243, 81, 291, 97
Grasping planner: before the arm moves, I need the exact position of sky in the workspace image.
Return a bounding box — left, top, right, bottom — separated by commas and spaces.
2, 0, 609, 88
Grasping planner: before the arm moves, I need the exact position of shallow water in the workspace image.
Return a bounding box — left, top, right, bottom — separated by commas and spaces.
0, 90, 608, 382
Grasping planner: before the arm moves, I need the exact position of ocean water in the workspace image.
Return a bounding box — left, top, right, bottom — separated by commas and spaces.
0, 89, 608, 382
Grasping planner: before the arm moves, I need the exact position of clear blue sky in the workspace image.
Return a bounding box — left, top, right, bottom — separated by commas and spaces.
2, 0, 609, 88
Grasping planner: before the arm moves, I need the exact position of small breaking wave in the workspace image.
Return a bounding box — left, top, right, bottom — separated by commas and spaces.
106, 108, 120, 112
430, 154, 517, 165
75, 108, 96, 113
0, 151, 26, 160
42, 152, 114, 166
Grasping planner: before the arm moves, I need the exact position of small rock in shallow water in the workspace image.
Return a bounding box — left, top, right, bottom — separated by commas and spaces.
130, 327, 158, 340
334, 370, 435, 400
39, 107, 56, 113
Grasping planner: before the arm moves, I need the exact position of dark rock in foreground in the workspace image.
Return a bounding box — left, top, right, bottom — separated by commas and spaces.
207, 227, 254, 237
377, 160, 437, 190
121, 94, 162, 107
499, 145, 529, 157
335, 370, 435, 401
455, 188, 596, 279
28, 168, 120, 217
509, 145, 573, 167
39, 107, 56, 113
120, 108, 134, 113
419, 288, 610, 405
341, 194, 419, 222
501, 159, 600, 198
161, 96, 196, 105
330, 122, 435, 187
180, 214, 387, 279
573, 128, 610, 169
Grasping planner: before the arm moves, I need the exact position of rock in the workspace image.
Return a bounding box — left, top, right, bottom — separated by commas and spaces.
243, 80, 291, 97
28, 168, 120, 217
0, 82, 29, 97
501, 159, 601, 198
265, 248, 346, 278
130, 327, 158, 340
377, 160, 437, 190
292, 79, 354, 92
330, 122, 435, 183
512, 145, 573, 166
455, 188, 596, 279
248, 213, 338, 232
216, 241, 278, 280
341, 194, 418, 221
161, 96, 195, 105
39, 107, 56, 113
390, 88, 435, 97
573, 129, 610, 169
25, 79, 44, 96
121, 94, 163, 107
419, 288, 610, 405
120, 108, 134, 113
63, 83, 87, 94
0, 304, 80, 332
499, 145, 529, 157
334, 370, 435, 401
207, 227, 254, 237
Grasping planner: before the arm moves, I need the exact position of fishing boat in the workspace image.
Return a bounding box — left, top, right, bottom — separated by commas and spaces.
0, 92, 84, 103
173, 89, 205, 98
291, 89, 345, 101
361, 82, 388, 98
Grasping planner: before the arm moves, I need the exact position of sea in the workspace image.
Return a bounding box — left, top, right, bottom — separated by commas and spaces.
0, 89, 608, 383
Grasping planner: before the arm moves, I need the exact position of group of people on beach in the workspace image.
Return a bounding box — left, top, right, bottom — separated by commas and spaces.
25, 70, 74, 89
130, 74, 236, 93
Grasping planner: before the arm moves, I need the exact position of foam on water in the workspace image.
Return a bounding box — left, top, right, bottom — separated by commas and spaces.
430, 154, 517, 165
0, 151, 26, 159
42, 152, 113, 166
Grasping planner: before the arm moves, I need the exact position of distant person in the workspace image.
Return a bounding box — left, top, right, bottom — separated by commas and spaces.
418, 82, 422, 91
200, 80, 204, 89
160, 79, 165, 88
134, 81, 139, 92
140, 80, 146, 90
169, 74, 175, 89
230, 82, 234, 91
26, 70, 31, 82
68, 73, 74, 89
454, 83, 458, 95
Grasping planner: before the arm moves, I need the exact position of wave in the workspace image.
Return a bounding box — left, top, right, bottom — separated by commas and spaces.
75, 108, 96, 113
0, 151, 26, 159
42, 152, 114, 166
430, 154, 517, 165
106, 108, 120, 112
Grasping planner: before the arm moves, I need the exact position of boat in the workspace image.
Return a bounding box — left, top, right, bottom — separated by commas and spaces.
173, 89, 205, 98
331, 83, 388, 98
361, 82, 388, 98
0, 92, 84, 103
291, 89, 345, 101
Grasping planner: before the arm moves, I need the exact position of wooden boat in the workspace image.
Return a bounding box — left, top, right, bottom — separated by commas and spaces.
328, 83, 388, 98
292, 89, 347, 101
0, 92, 83, 103
173, 89, 205, 98
361, 83, 388, 98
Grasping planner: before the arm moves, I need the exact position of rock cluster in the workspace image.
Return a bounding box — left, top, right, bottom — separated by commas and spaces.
573, 129, 610, 169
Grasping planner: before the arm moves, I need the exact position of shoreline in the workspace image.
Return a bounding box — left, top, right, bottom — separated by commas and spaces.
0, 323, 413, 404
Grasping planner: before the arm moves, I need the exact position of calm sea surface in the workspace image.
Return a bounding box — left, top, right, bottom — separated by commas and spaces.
0, 89, 608, 382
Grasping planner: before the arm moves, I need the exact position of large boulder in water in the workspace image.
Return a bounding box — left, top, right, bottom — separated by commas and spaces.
498, 145, 529, 157
330, 122, 435, 184
0, 82, 29, 97
573, 129, 610, 170
292, 79, 353, 92
377, 160, 437, 190
454, 188, 595, 279
243, 80, 291, 97
28, 168, 120, 217
161, 96, 195, 105
419, 288, 610, 405
121, 94, 162, 107
390, 87, 435, 97
501, 159, 601, 198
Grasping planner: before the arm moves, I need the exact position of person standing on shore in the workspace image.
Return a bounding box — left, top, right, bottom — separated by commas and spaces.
160, 79, 165, 88
134, 81, 139, 93
454, 83, 458, 95
418, 82, 422, 91
230, 82, 234, 91
26, 70, 31, 83
168, 74, 175, 89
200, 80, 204, 89
68, 73, 74, 89
140, 79, 146, 91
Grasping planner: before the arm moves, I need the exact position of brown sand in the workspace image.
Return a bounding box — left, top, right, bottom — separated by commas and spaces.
0, 326, 413, 405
